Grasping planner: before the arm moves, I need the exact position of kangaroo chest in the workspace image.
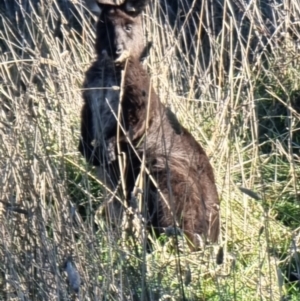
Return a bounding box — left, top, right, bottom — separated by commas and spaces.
83, 61, 122, 143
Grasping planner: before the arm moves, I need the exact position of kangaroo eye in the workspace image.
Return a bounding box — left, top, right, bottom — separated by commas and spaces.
125, 24, 132, 32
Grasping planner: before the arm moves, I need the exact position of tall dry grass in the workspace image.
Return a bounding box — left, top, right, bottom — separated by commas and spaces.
0, 0, 300, 300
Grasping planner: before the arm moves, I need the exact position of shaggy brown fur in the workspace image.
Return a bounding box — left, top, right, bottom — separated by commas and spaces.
79, 0, 220, 249
78, 2, 149, 189
120, 59, 220, 247
79, 1, 156, 233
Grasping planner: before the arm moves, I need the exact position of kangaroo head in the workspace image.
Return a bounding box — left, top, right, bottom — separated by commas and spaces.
85, 0, 150, 63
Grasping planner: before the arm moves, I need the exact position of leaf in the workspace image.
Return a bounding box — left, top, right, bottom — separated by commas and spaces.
216, 246, 224, 265
239, 187, 261, 200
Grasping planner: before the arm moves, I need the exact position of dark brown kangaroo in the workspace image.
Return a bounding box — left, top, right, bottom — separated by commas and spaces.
79, 0, 220, 249
79, 1, 148, 189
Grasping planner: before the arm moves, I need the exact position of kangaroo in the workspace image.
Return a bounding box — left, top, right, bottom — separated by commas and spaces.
79, 0, 220, 249
79, 1, 149, 187
79, 0, 152, 227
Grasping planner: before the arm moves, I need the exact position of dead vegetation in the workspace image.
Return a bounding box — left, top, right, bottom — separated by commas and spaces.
0, 0, 300, 300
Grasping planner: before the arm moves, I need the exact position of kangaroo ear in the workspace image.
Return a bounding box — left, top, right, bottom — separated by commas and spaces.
124, 0, 150, 15
84, 0, 102, 15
